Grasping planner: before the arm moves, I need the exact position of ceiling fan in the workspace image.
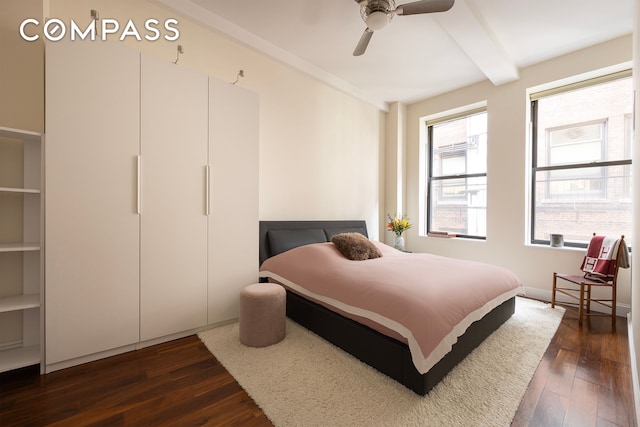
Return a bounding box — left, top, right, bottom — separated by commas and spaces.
353, 0, 455, 56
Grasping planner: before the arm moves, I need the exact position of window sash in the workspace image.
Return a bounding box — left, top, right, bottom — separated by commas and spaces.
429, 176, 487, 237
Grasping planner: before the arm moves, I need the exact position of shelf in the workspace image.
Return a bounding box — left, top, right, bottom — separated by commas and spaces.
0, 345, 40, 373
0, 243, 40, 252
0, 125, 43, 374
0, 186, 40, 194
0, 294, 40, 313
0, 126, 41, 142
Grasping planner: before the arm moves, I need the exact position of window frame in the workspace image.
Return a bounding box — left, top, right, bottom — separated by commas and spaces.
426, 109, 488, 240
529, 72, 633, 248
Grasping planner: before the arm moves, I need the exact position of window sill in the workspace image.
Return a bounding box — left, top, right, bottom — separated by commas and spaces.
527, 243, 585, 252
420, 234, 486, 242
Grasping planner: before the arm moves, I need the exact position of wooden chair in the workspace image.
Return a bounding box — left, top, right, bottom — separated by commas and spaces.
552, 234, 625, 330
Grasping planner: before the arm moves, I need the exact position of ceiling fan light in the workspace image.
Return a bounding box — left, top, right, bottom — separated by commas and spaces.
366, 11, 389, 31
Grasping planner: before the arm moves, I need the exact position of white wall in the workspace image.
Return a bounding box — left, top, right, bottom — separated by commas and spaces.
47, 0, 385, 239
403, 35, 633, 305
384, 102, 407, 246
0, 0, 44, 132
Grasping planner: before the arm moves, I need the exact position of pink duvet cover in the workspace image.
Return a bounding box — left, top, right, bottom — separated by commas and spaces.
259, 241, 524, 374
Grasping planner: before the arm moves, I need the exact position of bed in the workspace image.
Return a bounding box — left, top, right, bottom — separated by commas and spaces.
258, 220, 522, 395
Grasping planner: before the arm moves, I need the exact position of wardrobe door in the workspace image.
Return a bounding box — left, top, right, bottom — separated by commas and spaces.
140, 54, 208, 340
208, 78, 259, 324
45, 40, 140, 367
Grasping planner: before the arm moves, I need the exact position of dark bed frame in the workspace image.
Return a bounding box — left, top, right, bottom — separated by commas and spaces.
258, 220, 515, 395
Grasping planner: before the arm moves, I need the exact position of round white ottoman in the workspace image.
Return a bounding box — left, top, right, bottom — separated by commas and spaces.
239, 283, 286, 347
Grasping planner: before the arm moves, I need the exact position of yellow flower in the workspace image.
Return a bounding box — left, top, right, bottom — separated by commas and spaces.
387, 214, 412, 236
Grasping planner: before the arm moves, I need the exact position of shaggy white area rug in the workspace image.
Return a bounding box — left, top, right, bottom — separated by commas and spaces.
198, 297, 564, 427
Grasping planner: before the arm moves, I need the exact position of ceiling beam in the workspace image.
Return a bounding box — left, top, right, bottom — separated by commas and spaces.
434, 0, 519, 86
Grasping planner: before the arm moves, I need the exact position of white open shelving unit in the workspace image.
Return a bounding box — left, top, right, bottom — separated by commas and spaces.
0, 125, 43, 373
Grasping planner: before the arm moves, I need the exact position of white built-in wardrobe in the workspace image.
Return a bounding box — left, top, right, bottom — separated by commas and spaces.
45, 40, 258, 372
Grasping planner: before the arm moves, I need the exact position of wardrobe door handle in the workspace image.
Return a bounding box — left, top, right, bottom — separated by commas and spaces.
137, 155, 141, 214
205, 165, 210, 216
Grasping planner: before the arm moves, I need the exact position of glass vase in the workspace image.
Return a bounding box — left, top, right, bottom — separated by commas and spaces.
394, 234, 405, 251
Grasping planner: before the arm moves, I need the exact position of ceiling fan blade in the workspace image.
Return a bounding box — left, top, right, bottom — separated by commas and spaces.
396, 0, 454, 15
353, 28, 374, 56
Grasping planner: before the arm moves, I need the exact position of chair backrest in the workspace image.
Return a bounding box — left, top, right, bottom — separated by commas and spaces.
580, 233, 625, 283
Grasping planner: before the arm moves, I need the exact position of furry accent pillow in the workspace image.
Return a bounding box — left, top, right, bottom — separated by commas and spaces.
330, 232, 382, 261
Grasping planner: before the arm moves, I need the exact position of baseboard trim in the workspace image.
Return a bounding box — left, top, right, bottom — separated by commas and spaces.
523, 286, 630, 318
45, 319, 239, 374
46, 343, 138, 373
135, 318, 236, 350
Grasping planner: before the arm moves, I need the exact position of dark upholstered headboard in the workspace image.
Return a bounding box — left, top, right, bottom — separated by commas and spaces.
259, 220, 368, 265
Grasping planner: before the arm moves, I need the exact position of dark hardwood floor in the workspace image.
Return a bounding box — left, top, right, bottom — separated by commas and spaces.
0, 339, 272, 427
0, 304, 636, 426
512, 305, 636, 427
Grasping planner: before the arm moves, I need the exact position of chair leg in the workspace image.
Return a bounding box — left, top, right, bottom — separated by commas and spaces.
586, 284, 591, 314
578, 284, 584, 326
552, 273, 557, 308
612, 285, 617, 331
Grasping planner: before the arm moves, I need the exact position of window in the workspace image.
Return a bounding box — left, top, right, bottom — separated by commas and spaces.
530, 72, 633, 247
426, 110, 487, 239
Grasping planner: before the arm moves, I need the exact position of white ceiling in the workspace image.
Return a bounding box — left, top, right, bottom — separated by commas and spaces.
156, 0, 633, 110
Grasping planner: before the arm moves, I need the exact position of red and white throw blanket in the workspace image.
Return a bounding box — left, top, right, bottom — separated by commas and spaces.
581, 235, 628, 281
260, 241, 523, 374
